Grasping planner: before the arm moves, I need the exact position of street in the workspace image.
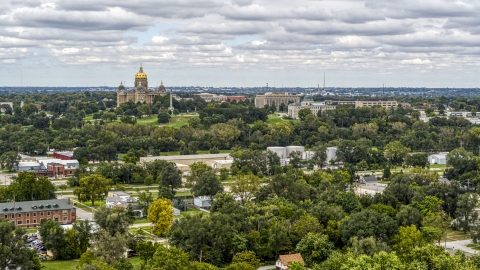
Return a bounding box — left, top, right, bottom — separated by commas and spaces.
442, 239, 478, 255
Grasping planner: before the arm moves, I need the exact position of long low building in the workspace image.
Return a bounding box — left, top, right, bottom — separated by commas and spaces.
140, 153, 232, 167
0, 199, 76, 228
255, 92, 300, 110
288, 95, 336, 119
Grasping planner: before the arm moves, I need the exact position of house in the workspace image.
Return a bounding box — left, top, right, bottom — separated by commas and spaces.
0, 198, 75, 228
276, 253, 305, 270
361, 176, 377, 183
428, 153, 447, 165
439, 178, 451, 185
194, 196, 211, 208
108, 191, 131, 201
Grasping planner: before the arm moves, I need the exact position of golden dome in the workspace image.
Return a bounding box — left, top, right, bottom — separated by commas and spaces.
135, 64, 147, 79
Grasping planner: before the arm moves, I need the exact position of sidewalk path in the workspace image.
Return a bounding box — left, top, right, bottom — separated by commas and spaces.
442, 239, 478, 254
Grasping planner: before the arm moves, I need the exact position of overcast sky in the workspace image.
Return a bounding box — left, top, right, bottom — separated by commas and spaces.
0, 0, 480, 88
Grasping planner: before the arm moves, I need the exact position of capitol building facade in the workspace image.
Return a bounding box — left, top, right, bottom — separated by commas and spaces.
117, 65, 167, 106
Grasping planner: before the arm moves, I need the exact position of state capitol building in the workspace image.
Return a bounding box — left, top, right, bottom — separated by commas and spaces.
117, 65, 167, 106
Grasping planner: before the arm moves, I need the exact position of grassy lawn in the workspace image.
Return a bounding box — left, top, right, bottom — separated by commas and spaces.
180, 206, 202, 216
444, 229, 472, 242
83, 114, 94, 121
42, 257, 143, 270
266, 114, 297, 125
467, 243, 480, 251
175, 191, 192, 197
42, 260, 78, 270
25, 228, 37, 234
136, 116, 158, 125
430, 164, 446, 169
133, 218, 150, 224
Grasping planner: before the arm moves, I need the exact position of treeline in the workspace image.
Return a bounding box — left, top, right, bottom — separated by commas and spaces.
168, 167, 480, 269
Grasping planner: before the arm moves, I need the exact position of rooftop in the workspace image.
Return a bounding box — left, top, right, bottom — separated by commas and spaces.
278, 253, 305, 266
141, 154, 231, 162
0, 199, 74, 214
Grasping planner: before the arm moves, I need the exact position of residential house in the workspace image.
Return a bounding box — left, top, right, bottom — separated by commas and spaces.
194, 196, 211, 208
276, 253, 305, 270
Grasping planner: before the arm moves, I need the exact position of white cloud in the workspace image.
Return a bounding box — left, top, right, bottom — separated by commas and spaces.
0, 0, 479, 86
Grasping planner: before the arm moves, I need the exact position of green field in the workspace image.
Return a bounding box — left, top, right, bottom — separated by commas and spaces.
266, 114, 297, 125
42, 257, 142, 270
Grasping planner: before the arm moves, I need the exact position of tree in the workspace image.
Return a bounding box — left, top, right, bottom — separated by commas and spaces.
0, 151, 19, 171
225, 262, 256, 270
74, 174, 110, 206
455, 192, 479, 233
296, 233, 334, 266
160, 164, 182, 192
120, 115, 136, 125
38, 219, 65, 259
8, 172, 56, 201
147, 245, 190, 270
290, 215, 322, 245
311, 145, 327, 169
158, 112, 171, 123
289, 151, 304, 169
136, 241, 161, 264
0, 219, 41, 270
73, 220, 93, 255
90, 231, 128, 264
94, 206, 134, 236
192, 170, 223, 200
340, 209, 398, 244
298, 108, 313, 121
231, 251, 261, 269
384, 141, 410, 165
148, 198, 174, 235
391, 225, 425, 260
405, 153, 429, 168
230, 174, 260, 205
137, 191, 154, 216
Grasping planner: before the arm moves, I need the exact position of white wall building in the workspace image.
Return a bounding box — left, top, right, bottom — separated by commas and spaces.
194, 196, 212, 208
428, 153, 448, 165
288, 95, 336, 119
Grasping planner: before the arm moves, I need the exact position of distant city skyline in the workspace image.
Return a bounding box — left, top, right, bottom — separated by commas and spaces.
0, 0, 480, 88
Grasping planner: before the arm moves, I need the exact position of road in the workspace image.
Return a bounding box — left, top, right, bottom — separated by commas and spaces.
75, 207, 94, 221
258, 266, 275, 270
442, 239, 478, 254
0, 172, 15, 185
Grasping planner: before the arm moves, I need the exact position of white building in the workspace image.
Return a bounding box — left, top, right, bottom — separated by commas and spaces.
355, 100, 398, 109
288, 95, 336, 119
194, 196, 211, 208
255, 92, 300, 110
428, 153, 448, 165
327, 147, 338, 162
194, 93, 226, 102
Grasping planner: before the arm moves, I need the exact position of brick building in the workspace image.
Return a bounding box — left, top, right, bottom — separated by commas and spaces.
53, 151, 74, 160
0, 199, 76, 228
226, 96, 246, 102
47, 163, 76, 177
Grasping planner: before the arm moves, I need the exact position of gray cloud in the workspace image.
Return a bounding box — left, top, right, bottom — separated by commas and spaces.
0, 0, 480, 86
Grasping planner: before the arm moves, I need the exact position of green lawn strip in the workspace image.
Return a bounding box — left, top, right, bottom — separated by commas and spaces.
42, 260, 78, 270
444, 229, 472, 242
25, 228, 37, 234
83, 114, 94, 121
466, 244, 480, 251
42, 257, 143, 270
133, 218, 150, 224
